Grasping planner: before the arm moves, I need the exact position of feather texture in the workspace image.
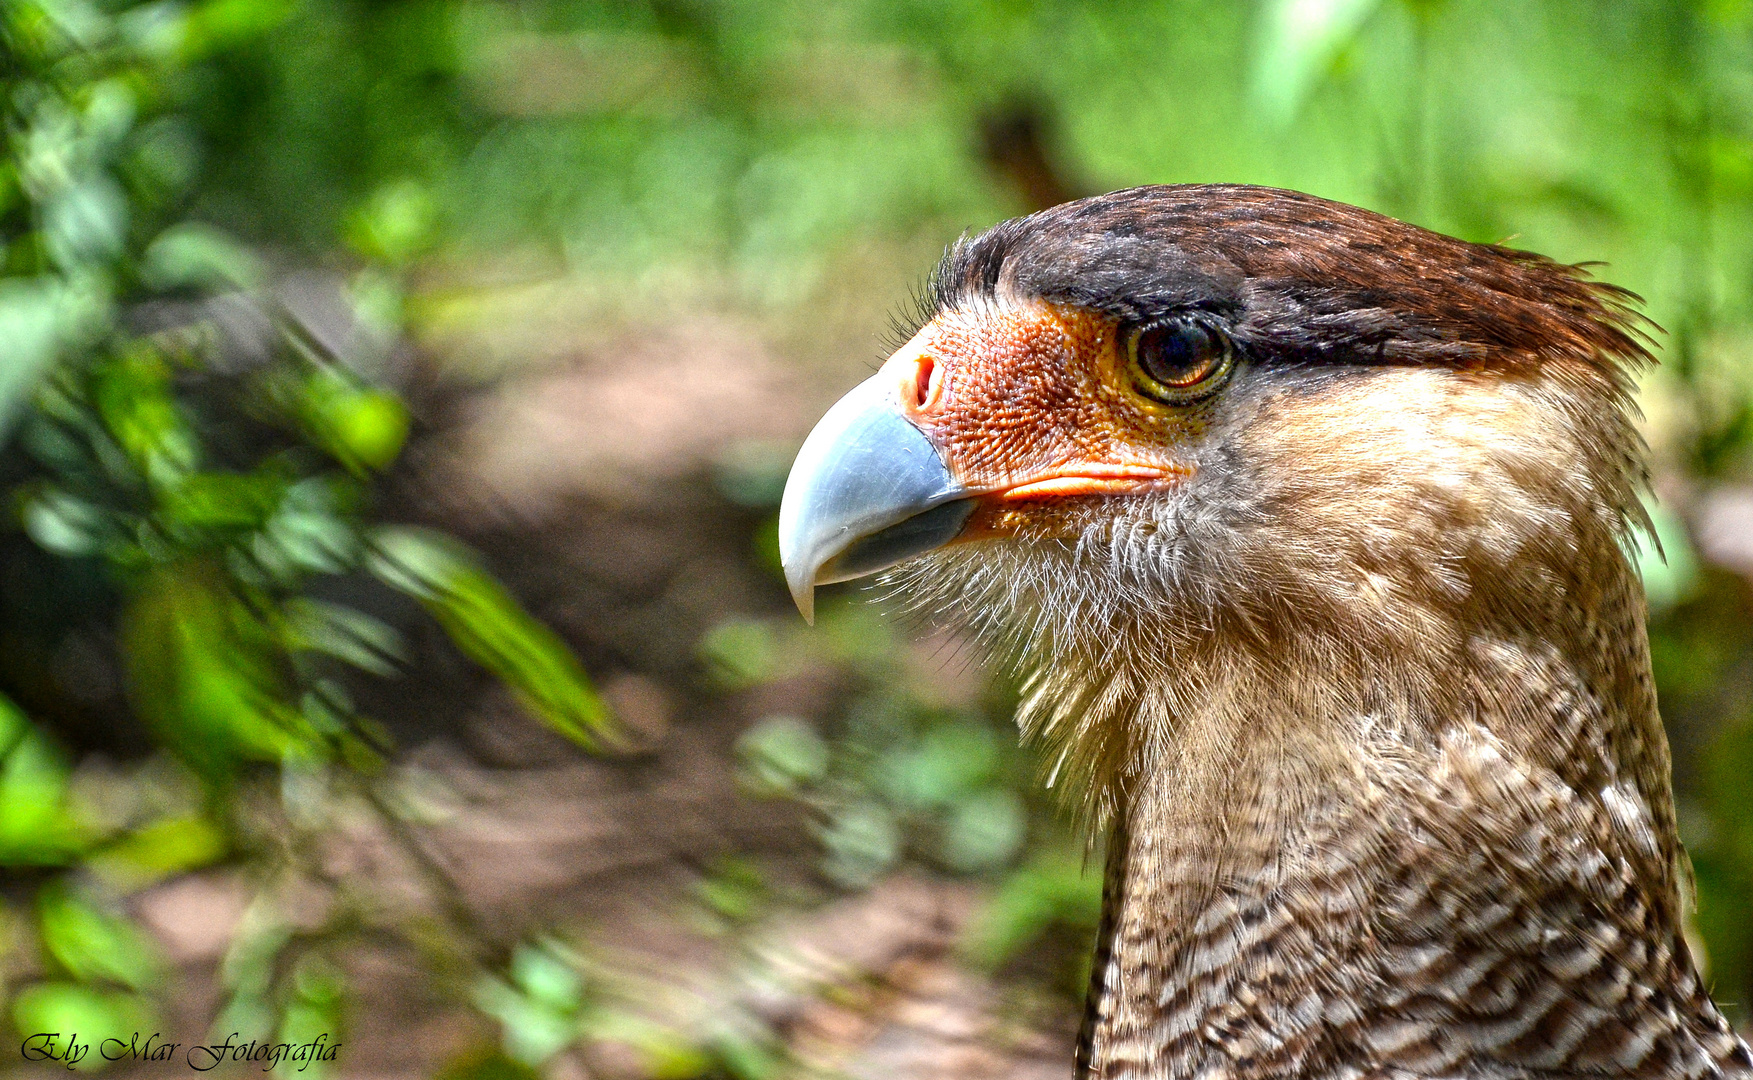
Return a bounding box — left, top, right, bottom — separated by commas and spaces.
885, 186, 1751, 1078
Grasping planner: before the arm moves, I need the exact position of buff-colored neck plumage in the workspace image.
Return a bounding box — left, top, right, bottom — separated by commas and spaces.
901, 356, 1753, 1079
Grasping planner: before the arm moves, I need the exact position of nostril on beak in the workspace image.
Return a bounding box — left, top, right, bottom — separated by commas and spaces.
906, 355, 939, 412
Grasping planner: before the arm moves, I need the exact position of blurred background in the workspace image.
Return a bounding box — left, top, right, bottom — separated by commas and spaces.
3, 0, 1753, 1077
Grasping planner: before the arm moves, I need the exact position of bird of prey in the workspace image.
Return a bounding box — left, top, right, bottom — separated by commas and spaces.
777, 185, 1753, 1080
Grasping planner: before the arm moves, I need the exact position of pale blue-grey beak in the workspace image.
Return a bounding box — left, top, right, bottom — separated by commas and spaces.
779, 372, 974, 623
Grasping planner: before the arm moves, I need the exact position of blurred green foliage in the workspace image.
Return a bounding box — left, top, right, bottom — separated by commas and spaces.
128, 0, 1753, 447
2, 0, 616, 1065
472, 940, 588, 1066
6, 0, 1753, 1069
727, 600, 1098, 958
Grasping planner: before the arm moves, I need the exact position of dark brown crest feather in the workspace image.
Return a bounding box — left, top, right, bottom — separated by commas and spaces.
931, 184, 1656, 389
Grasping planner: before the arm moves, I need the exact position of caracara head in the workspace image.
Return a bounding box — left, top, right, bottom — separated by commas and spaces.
780, 184, 1654, 826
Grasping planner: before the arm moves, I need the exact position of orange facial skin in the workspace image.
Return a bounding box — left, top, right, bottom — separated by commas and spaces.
872, 299, 1202, 542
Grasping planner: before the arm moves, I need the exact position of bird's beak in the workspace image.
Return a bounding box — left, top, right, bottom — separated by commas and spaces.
778, 372, 974, 623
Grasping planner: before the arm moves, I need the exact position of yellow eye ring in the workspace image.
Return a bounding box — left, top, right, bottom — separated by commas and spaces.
1125, 318, 1234, 404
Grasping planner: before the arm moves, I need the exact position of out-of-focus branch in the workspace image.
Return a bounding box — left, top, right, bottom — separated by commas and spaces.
978, 99, 1090, 212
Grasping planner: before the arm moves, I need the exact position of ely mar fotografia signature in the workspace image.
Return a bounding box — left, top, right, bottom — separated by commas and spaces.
20, 1031, 341, 1072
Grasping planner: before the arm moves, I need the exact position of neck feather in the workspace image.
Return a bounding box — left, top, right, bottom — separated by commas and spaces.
1074, 540, 1748, 1079
896, 360, 1752, 1077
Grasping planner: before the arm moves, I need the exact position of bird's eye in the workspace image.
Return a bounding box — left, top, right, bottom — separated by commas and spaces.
1125, 319, 1234, 404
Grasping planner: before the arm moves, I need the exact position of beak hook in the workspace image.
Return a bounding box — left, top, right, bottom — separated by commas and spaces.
778, 373, 972, 622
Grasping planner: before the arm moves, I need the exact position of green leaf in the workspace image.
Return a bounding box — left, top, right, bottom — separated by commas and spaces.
1249, 0, 1384, 125
275, 955, 344, 1080
13, 983, 156, 1071
0, 701, 91, 865
960, 849, 1102, 970
509, 943, 583, 1012
93, 347, 198, 487
708, 1030, 781, 1080
295, 368, 409, 474
38, 886, 165, 990
0, 278, 70, 439
121, 561, 309, 773
79, 79, 137, 157
471, 971, 577, 1066
0, 696, 26, 755
818, 801, 900, 889
23, 488, 109, 557
87, 816, 227, 890
283, 599, 405, 676
696, 856, 767, 922
735, 715, 827, 795
577, 1013, 712, 1080
13, 0, 109, 52
254, 478, 360, 578
43, 175, 129, 269
367, 529, 618, 751
117, 2, 191, 59
178, 0, 299, 59
880, 723, 997, 810
140, 223, 264, 291
219, 912, 293, 1002
161, 471, 291, 533
940, 789, 1025, 873
697, 618, 780, 689
347, 179, 436, 266
348, 268, 404, 343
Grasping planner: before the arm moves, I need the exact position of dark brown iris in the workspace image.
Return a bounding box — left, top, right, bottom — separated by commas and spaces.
1125, 318, 1233, 403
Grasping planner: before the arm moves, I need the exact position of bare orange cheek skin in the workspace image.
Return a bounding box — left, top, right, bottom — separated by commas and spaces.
878, 302, 1196, 541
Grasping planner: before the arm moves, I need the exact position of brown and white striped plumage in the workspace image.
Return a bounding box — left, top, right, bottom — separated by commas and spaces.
877, 187, 1753, 1078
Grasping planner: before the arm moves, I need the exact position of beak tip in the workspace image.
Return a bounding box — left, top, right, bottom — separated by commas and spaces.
789, 580, 816, 625
779, 526, 815, 624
